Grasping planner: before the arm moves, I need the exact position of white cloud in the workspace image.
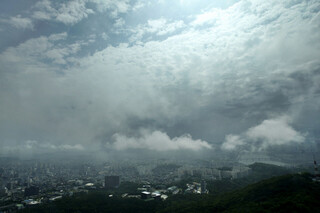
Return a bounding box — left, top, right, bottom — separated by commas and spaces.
32, 11, 52, 20
246, 116, 305, 147
112, 130, 212, 151
0, 15, 33, 30
221, 116, 305, 151
32, 0, 131, 24
32, 0, 94, 25
148, 18, 185, 36
147, 18, 167, 32
45, 45, 80, 64
56, 0, 94, 25
90, 0, 130, 17
129, 18, 185, 42
0, 140, 84, 156
101, 32, 109, 40
191, 8, 224, 26
59, 144, 84, 151
0, 36, 52, 65
114, 18, 125, 28
0, 32, 88, 65
48, 32, 68, 41
32, 0, 55, 20
221, 135, 244, 151
132, 1, 147, 11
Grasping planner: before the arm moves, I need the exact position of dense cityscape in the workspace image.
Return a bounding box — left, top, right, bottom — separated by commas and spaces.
0, 156, 258, 212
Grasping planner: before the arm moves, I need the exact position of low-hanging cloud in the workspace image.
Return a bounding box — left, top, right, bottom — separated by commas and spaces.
221, 116, 305, 151
221, 135, 245, 151
246, 116, 305, 147
0, 140, 85, 157
111, 130, 212, 151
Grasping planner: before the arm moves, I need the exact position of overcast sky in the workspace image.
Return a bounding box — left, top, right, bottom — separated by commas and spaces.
0, 0, 319, 158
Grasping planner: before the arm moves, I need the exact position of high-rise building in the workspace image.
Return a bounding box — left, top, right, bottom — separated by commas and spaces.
141, 191, 151, 200
25, 186, 39, 197
105, 176, 120, 189
201, 179, 207, 194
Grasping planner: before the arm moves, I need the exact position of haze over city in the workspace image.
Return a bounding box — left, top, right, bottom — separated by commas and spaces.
1, 1, 320, 212
0, 0, 319, 163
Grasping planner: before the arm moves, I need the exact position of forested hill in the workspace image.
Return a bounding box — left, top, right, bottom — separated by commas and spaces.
20, 173, 320, 213
161, 173, 320, 213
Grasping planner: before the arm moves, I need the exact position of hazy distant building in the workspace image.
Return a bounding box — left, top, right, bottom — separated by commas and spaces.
6, 182, 14, 190
105, 176, 120, 189
25, 186, 39, 197
0, 187, 6, 196
201, 179, 207, 194
231, 166, 251, 179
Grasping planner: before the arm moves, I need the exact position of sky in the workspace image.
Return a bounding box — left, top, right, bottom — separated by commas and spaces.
0, 0, 319, 160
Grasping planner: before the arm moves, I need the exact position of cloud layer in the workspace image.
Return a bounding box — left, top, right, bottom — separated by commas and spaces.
0, 0, 319, 158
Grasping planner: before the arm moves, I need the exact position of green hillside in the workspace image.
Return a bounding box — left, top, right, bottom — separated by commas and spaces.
202, 162, 297, 197
161, 173, 320, 213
